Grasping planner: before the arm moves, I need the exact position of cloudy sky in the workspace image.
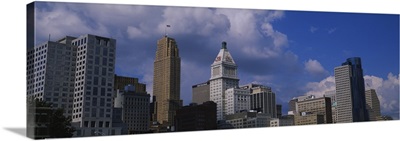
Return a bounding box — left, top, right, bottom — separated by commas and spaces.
33, 2, 399, 119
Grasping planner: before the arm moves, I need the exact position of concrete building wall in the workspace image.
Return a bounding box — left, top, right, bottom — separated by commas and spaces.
192, 81, 210, 104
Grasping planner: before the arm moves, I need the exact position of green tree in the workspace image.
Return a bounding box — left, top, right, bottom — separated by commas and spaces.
27, 99, 76, 139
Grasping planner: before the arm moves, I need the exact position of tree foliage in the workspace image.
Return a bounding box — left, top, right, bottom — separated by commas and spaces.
28, 99, 76, 139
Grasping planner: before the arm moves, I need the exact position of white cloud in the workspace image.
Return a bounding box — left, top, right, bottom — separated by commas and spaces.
304, 76, 336, 97
159, 7, 230, 36
364, 73, 399, 117
328, 28, 337, 34
310, 26, 318, 33
127, 26, 145, 39
35, 5, 110, 43
304, 59, 329, 77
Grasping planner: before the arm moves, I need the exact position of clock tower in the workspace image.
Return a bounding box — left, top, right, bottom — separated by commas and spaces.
209, 41, 239, 120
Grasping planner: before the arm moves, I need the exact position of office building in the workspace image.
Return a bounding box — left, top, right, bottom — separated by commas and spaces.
175, 101, 217, 131
114, 85, 150, 134
192, 81, 210, 104
335, 57, 369, 123
241, 84, 277, 118
270, 115, 294, 127
296, 97, 332, 123
27, 36, 77, 117
288, 95, 315, 114
209, 41, 240, 120
27, 34, 121, 136
153, 35, 182, 126
224, 87, 251, 115
365, 89, 381, 121
294, 112, 325, 125
224, 111, 271, 128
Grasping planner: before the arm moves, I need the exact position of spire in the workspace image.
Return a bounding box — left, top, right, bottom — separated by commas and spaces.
222, 41, 227, 49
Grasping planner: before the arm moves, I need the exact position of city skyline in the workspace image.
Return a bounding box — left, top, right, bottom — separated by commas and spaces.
32, 2, 399, 119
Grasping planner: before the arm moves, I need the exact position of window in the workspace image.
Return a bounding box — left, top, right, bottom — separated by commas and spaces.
102, 58, 107, 65
91, 121, 96, 127
91, 108, 97, 117
94, 67, 99, 75
101, 78, 106, 86
105, 121, 110, 127
102, 68, 107, 75
92, 98, 97, 106
95, 57, 99, 65
103, 48, 108, 56
99, 109, 104, 117
99, 121, 103, 127
93, 87, 98, 96
84, 121, 89, 127
100, 98, 105, 106
93, 77, 98, 85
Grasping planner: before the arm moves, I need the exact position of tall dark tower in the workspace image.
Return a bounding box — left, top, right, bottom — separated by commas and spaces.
335, 57, 369, 123
153, 36, 182, 127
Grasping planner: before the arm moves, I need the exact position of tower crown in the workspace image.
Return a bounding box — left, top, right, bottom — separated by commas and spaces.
212, 41, 235, 65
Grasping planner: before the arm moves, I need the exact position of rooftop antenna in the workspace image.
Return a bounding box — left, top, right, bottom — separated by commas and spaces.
165, 25, 171, 37
48, 34, 51, 41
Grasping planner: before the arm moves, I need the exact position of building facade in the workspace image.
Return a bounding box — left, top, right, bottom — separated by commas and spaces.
27, 34, 120, 136
175, 101, 217, 131
27, 36, 77, 117
324, 90, 338, 123
335, 57, 369, 123
365, 89, 381, 121
71, 34, 118, 136
276, 104, 282, 118
114, 75, 146, 93
241, 84, 277, 118
192, 81, 210, 104
224, 88, 250, 115
270, 115, 294, 127
209, 42, 240, 121
288, 95, 315, 114
294, 112, 325, 125
224, 111, 271, 128
295, 97, 332, 124
114, 85, 150, 134
153, 35, 182, 126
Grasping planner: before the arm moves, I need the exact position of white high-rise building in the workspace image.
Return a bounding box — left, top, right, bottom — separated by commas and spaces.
209, 41, 240, 120
70, 34, 118, 136
27, 36, 77, 116
224, 88, 250, 115
27, 34, 121, 136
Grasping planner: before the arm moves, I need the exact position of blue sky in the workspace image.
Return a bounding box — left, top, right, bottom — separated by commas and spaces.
33, 2, 399, 119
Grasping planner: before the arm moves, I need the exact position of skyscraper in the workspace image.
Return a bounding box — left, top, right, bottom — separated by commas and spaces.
27, 34, 122, 136
334, 57, 369, 123
209, 41, 240, 121
153, 35, 182, 126
365, 89, 381, 121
